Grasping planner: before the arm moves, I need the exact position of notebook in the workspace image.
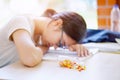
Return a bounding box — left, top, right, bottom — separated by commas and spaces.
43, 47, 98, 62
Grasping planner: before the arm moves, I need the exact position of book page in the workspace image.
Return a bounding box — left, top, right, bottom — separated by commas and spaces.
43, 47, 98, 62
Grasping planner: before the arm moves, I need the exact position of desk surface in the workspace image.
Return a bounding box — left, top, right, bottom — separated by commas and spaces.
0, 43, 120, 80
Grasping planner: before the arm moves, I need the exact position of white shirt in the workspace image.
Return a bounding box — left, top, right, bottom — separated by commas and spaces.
0, 15, 34, 67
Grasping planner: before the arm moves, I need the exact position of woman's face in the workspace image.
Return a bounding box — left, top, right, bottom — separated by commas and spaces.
42, 19, 76, 48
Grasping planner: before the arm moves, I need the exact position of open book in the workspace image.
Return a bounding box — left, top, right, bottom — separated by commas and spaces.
43, 47, 98, 62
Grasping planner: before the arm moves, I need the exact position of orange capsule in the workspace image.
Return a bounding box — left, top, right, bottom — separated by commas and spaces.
59, 59, 86, 72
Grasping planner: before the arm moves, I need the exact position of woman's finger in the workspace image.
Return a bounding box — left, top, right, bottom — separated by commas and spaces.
77, 45, 89, 57
79, 45, 85, 57
84, 48, 89, 56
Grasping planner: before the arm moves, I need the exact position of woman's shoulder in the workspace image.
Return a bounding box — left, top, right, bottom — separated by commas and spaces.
6, 14, 35, 38
5, 14, 35, 32
10, 14, 36, 21
9, 14, 35, 26
15, 14, 37, 18
11, 14, 31, 20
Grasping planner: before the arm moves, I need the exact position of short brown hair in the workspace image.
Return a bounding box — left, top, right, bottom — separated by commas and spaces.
42, 9, 87, 43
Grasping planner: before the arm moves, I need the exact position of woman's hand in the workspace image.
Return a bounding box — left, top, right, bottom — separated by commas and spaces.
36, 45, 49, 54
68, 44, 89, 57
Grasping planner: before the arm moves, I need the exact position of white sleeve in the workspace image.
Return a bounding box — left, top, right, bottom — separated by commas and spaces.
6, 16, 32, 41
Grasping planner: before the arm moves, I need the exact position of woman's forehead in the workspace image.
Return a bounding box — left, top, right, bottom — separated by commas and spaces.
63, 32, 77, 45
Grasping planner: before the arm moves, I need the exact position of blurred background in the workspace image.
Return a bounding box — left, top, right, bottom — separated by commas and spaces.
0, 0, 97, 29
0, 0, 118, 30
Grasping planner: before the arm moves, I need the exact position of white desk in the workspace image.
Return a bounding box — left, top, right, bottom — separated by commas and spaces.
0, 43, 120, 80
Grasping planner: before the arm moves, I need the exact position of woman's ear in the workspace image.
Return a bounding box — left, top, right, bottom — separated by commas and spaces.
52, 19, 63, 30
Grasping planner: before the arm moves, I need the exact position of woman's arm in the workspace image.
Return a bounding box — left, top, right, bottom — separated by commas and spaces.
34, 35, 49, 54
12, 29, 43, 67
36, 44, 49, 54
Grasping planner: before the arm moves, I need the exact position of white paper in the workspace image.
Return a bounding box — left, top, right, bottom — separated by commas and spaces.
43, 48, 98, 62
83, 43, 120, 52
